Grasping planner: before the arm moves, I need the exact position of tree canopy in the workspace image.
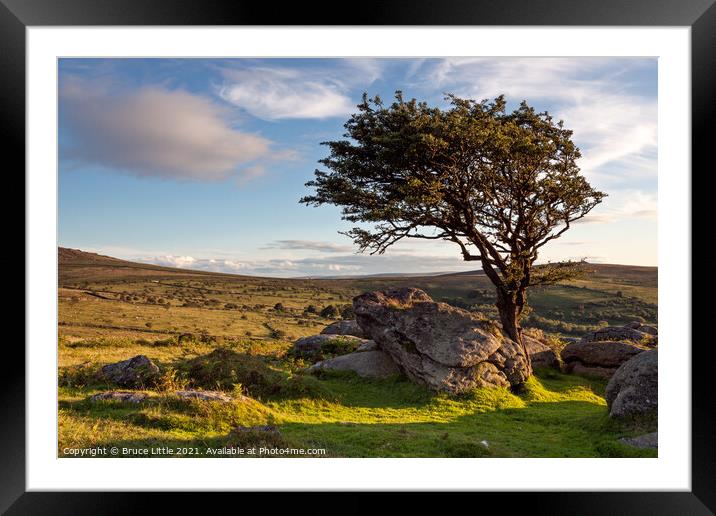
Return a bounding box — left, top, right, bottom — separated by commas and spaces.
301, 92, 605, 346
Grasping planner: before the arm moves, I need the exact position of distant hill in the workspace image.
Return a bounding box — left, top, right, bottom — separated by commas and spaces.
59, 247, 144, 267
58, 247, 237, 284
299, 271, 455, 280
59, 246, 656, 284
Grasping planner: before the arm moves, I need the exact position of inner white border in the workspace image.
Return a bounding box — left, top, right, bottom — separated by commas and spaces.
27, 27, 690, 491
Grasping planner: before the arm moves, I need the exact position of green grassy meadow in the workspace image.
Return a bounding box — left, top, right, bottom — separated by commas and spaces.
57, 249, 657, 458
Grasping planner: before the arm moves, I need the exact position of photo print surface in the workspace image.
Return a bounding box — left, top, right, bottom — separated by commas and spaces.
58, 57, 658, 458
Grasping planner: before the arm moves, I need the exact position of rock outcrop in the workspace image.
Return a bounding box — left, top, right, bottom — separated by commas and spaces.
320, 320, 368, 338
580, 325, 656, 346
353, 288, 530, 393
101, 355, 161, 388
605, 349, 658, 418
89, 389, 235, 403
561, 322, 657, 379
173, 390, 233, 402
521, 332, 560, 370
561, 340, 649, 378
90, 391, 150, 403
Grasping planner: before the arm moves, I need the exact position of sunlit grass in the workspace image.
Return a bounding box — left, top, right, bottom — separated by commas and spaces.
57, 263, 657, 458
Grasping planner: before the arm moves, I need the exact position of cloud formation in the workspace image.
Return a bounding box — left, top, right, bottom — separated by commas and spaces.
410, 58, 657, 186
135, 252, 475, 278
261, 240, 354, 253
578, 190, 657, 224
61, 78, 274, 181
218, 66, 356, 120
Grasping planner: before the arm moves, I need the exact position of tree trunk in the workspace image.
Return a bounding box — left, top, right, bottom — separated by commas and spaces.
496, 289, 533, 375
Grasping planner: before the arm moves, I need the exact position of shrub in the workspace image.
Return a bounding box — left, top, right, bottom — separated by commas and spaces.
177, 348, 331, 400
58, 363, 104, 388
320, 336, 360, 357
271, 328, 287, 340
339, 304, 355, 320
320, 305, 339, 319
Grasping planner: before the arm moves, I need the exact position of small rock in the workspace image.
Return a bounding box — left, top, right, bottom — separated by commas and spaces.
320, 320, 368, 338
355, 340, 378, 352
566, 362, 616, 380
639, 325, 658, 336
173, 390, 233, 402
101, 355, 161, 388
309, 350, 401, 378
619, 432, 658, 449
580, 326, 652, 345
522, 334, 560, 369
89, 391, 150, 403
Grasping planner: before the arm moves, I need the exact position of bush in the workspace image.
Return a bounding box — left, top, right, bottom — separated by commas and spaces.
304, 305, 318, 314
320, 336, 360, 357
339, 304, 355, 320
177, 348, 331, 400
58, 363, 104, 388
320, 305, 339, 319
270, 328, 287, 340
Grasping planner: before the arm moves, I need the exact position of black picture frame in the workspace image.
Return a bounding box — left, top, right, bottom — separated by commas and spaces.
4, 0, 712, 513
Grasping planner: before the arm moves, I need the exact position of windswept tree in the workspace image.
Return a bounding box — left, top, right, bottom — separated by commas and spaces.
301, 92, 605, 355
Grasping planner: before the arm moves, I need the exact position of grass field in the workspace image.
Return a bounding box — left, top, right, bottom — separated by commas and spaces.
57, 248, 658, 458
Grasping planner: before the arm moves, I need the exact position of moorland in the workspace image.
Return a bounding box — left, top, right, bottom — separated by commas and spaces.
58, 247, 658, 458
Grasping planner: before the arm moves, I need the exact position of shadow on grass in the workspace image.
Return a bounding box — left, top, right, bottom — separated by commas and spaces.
59, 354, 656, 457
59, 397, 656, 459
58, 391, 278, 435
276, 400, 656, 458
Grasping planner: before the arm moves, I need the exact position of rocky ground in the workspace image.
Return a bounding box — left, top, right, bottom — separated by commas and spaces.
290, 288, 658, 438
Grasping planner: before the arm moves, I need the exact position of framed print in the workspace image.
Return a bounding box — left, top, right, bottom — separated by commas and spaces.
5, 0, 713, 512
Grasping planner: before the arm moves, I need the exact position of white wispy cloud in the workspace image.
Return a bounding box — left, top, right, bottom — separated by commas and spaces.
578, 189, 657, 224
217, 60, 389, 120
261, 240, 354, 253
60, 77, 276, 182
133, 252, 475, 278
218, 67, 355, 120
409, 57, 657, 187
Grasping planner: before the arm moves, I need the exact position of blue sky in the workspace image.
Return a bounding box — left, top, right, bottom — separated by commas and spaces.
58, 57, 657, 277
